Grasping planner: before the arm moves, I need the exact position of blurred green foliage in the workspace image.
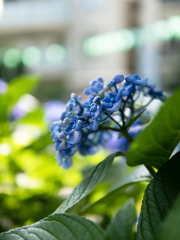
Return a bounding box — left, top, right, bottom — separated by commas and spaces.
0, 75, 147, 232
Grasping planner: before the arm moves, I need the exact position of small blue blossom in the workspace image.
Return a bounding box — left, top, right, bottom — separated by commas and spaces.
147, 88, 167, 102
50, 74, 166, 169
125, 74, 148, 86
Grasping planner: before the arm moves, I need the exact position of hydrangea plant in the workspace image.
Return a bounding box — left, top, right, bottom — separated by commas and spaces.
1, 74, 180, 240
50, 74, 166, 172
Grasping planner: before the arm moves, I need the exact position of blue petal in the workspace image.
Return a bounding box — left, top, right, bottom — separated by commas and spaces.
109, 92, 115, 99
111, 74, 124, 84
159, 95, 167, 102
107, 99, 122, 112
67, 99, 74, 104
65, 125, 73, 133
135, 78, 148, 86
125, 74, 134, 84
90, 85, 98, 92
50, 121, 58, 132
84, 110, 95, 117
88, 145, 99, 155
102, 97, 111, 103
133, 74, 140, 80
89, 80, 97, 87
84, 88, 93, 95
55, 151, 63, 167
60, 111, 66, 121
115, 89, 122, 102
155, 90, 163, 96
58, 141, 66, 150
75, 120, 83, 131
83, 101, 91, 107
95, 82, 103, 91
78, 95, 82, 101
68, 130, 82, 145
96, 77, 103, 83
62, 157, 73, 169
101, 102, 113, 108
54, 141, 61, 151
89, 119, 100, 131
51, 131, 59, 140
121, 87, 132, 97
146, 84, 155, 89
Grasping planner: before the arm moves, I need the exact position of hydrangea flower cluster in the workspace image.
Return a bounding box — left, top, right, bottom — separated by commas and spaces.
50, 74, 166, 169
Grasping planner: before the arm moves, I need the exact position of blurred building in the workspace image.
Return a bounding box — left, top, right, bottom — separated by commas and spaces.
0, 0, 180, 100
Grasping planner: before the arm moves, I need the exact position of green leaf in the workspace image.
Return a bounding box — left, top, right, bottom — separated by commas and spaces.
137, 151, 180, 240
53, 152, 124, 214
23, 132, 52, 152
82, 165, 151, 213
157, 194, 180, 240
105, 199, 136, 240
6, 74, 39, 107
0, 75, 39, 124
127, 109, 146, 128
127, 88, 180, 169
18, 108, 44, 126
0, 213, 105, 240
0, 95, 9, 123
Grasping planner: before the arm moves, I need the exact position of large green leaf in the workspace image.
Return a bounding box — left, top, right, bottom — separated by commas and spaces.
53, 152, 124, 214
137, 151, 180, 240
127, 88, 180, 169
0, 213, 105, 240
105, 199, 136, 240
82, 165, 151, 213
157, 194, 180, 240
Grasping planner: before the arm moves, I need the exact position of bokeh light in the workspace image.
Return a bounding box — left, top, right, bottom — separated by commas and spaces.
2, 48, 21, 68
22, 46, 41, 67
83, 15, 180, 57
45, 44, 66, 63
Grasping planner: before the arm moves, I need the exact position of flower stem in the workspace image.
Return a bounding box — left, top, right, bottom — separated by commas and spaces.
120, 128, 133, 143
144, 165, 156, 177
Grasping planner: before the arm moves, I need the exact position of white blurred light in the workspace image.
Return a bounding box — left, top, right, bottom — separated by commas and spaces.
12, 125, 41, 146
45, 44, 66, 63
15, 173, 44, 188
0, 143, 11, 156
16, 94, 39, 112
57, 187, 73, 198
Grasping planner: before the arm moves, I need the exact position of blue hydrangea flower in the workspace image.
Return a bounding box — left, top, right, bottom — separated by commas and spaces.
50, 74, 166, 169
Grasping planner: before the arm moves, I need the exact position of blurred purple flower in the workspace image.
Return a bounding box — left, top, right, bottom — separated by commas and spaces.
0, 79, 8, 94
10, 94, 39, 121
104, 124, 143, 153
11, 106, 26, 121
44, 100, 66, 122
